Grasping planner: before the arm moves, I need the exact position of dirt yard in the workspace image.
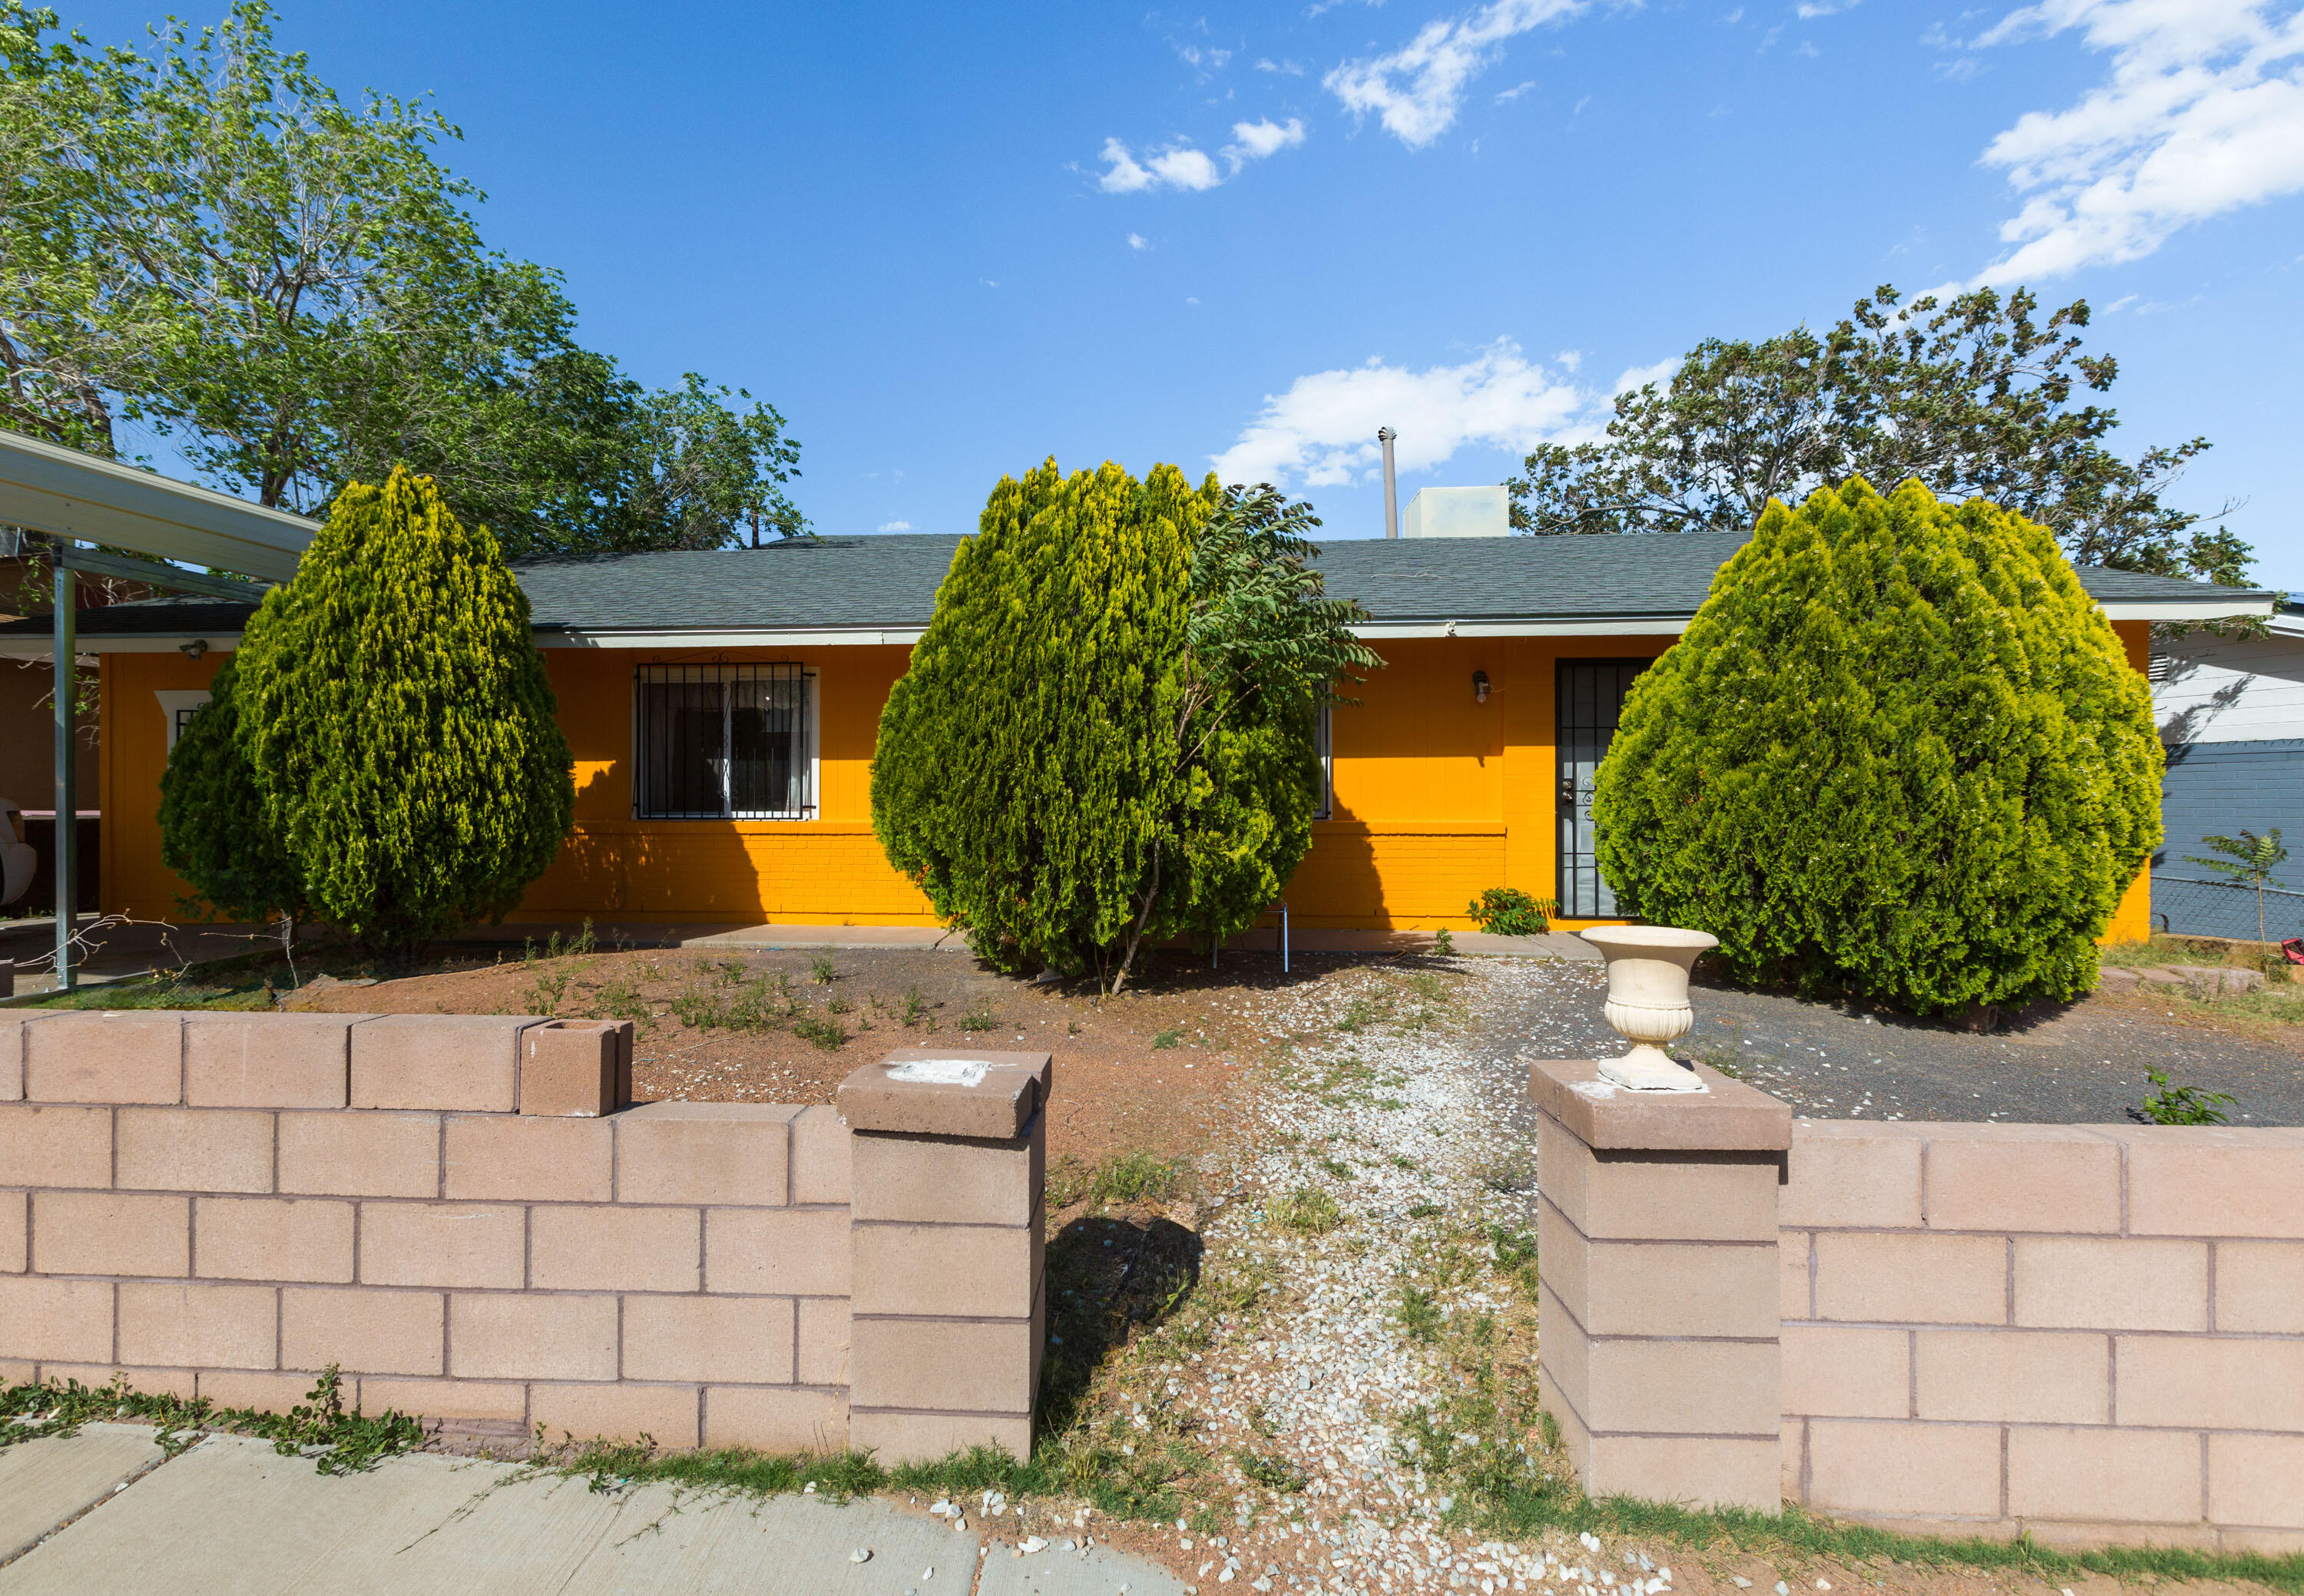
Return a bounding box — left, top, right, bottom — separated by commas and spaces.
284, 941, 1385, 1174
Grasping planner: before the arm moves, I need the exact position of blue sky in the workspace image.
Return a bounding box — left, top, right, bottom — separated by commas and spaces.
66, 0, 2304, 584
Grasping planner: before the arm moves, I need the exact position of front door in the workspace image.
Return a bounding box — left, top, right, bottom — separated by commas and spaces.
1556, 660, 1649, 919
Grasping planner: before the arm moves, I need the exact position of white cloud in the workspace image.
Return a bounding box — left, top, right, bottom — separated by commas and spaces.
1794, 0, 1858, 16
1097, 119, 1306, 194
1210, 340, 1594, 488
1256, 57, 1307, 75
1225, 116, 1308, 162
877, 521, 913, 532
1128, 232, 1151, 250
1612, 356, 1680, 394
1097, 137, 1225, 193
1495, 78, 1539, 101
1323, 0, 1587, 148
1967, 0, 2304, 283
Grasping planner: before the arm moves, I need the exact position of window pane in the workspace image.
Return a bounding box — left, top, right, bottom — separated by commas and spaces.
642, 680, 725, 816
728, 674, 800, 816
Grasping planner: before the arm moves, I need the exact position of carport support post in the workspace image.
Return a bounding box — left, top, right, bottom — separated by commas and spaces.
51, 547, 74, 992
837, 1048, 1051, 1464
1528, 1057, 1792, 1511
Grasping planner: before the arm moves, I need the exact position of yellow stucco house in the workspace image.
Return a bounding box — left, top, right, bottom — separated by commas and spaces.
2, 529, 2266, 939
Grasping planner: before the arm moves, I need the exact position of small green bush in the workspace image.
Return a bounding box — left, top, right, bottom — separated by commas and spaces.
1593, 478, 2161, 1015
1465, 888, 1556, 936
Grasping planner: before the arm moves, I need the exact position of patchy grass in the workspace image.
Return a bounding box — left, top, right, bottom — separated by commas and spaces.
1269, 1186, 1342, 1234
1048, 1149, 1197, 1213
3, 1369, 419, 1475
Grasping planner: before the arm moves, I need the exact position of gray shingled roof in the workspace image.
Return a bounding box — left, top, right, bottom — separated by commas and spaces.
0, 529, 2269, 641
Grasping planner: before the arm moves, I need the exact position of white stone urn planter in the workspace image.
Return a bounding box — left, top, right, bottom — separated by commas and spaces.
1577, 925, 1720, 1092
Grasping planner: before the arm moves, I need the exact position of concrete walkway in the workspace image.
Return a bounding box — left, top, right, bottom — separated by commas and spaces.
0, 1425, 1182, 1595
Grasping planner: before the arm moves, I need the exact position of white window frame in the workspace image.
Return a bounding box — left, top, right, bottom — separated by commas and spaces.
632, 664, 819, 821
1313, 700, 1333, 820
155, 690, 211, 753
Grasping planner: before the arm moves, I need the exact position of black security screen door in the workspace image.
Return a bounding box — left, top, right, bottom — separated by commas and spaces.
1557, 659, 1648, 918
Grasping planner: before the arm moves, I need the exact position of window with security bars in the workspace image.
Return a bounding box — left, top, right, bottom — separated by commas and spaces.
1313, 700, 1333, 820
634, 664, 816, 820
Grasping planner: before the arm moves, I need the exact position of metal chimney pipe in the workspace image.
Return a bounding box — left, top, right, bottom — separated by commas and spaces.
1378, 426, 1399, 539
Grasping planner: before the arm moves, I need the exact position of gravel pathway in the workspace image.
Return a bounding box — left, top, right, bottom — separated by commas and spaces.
1138, 957, 1657, 1595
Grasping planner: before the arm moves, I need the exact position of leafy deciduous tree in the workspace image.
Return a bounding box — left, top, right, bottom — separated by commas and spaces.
1509, 286, 2247, 587
0, 0, 803, 558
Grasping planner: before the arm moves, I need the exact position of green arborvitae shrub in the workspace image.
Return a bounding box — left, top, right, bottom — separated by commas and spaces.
233, 468, 574, 954
1591, 477, 2162, 1015
872, 459, 1199, 985
872, 462, 1362, 990
157, 658, 306, 924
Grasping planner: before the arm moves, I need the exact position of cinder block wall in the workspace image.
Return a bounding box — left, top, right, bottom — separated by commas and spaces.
1782, 1121, 2304, 1551
0, 1014, 1050, 1462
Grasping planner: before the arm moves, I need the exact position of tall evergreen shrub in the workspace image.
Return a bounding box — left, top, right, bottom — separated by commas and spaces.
872, 462, 1364, 989
231, 468, 574, 953
1591, 477, 2161, 1015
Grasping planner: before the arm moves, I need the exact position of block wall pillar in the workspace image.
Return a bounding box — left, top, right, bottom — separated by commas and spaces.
1529, 1057, 1792, 1512
837, 1048, 1051, 1465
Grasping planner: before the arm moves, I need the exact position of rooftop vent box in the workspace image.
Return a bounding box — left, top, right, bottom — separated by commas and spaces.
1402, 485, 1508, 538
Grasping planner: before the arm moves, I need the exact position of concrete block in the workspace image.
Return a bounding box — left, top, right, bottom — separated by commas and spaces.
448, 1293, 617, 1382
2008, 1425, 2203, 1524
529, 1204, 700, 1293
852, 1222, 1035, 1320
194, 1196, 354, 1283
356, 1376, 527, 1424
0, 1274, 114, 1362
615, 1101, 795, 1206
25, 1012, 184, 1104
442, 1114, 612, 1203
849, 1127, 1036, 1227
115, 1108, 274, 1194
1814, 1231, 2007, 1325
359, 1203, 525, 1290
276, 1111, 439, 1199
1782, 1324, 1910, 1419
697, 1206, 846, 1298
1914, 1329, 2109, 1424
351, 1015, 532, 1113
2115, 1333, 2304, 1430
1781, 1232, 1812, 1322
1922, 1125, 2121, 1233
2216, 1240, 2304, 1332
836, 1049, 1051, 1140
621, 1294, 796, 1385
280, 1286, 444, 1377
788, 1105, 850, 1205
849, 1316, 1033, 1414
797, 1297, 849, 1386
184, 1014, 362, 1109
2104, 1126, 2304, 1239
704, 1386, 848, 1452
518, 1020, 628, 1118
531, 1381, 700, 1449
2209, 1433, 2304, 1530
1783, 1122, 1925, 1230
1807, 1419, 2003, 1518
849, 1407, 1031, 1465
1, 1188, 22, 1273
117, 1282, 276, 1369
196, 1369, 313, 1413
0, 1103, 114, 1189
34, 1191, 190, 1277
2014, 1237, 2207, 1330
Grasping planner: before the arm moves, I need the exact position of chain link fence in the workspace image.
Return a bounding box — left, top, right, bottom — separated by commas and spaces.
2149, 873, 2304, 942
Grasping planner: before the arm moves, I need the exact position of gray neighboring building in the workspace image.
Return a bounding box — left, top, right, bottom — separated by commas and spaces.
2153, 598, 2304, 939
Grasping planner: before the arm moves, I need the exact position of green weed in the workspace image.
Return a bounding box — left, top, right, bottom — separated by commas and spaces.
810, 953, 837, 985
2138, 1065, 2236, 1125
2, 1368, 419, 1475
793, 1013, 849, 1050
1150, 1028, 1182, 1049
1270, 1187, 1342, 1234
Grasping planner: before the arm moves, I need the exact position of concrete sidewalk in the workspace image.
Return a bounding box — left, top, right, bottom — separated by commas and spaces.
0, 1425, 1182, 1595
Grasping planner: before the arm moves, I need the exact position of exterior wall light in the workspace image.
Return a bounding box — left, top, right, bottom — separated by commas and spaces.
1472, 670, 1490, 704
179, 638, 208, 659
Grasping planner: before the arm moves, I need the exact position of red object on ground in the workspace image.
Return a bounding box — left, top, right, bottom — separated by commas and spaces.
2281, 937, 2304, 965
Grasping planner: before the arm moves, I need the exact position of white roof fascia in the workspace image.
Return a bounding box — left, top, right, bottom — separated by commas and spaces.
0, 430, 313, 581
0, 634, 235, 657
2097, 597, 2277, 624
534, 627, 928, 649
